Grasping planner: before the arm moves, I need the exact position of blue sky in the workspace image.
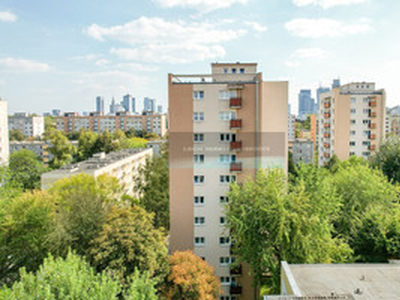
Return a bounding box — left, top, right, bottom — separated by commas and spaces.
0, 0, 399, 114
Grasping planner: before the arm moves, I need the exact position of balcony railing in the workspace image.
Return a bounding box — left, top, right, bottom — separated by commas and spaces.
369, 145, 376, 151
230, 119, 242, 129
230, 264, 242, 276
230, 285, 242, 295
369, 101, 377, 107
324, 113, 331, 118
229, 98, 242, 108
369, 123, 376, 129
324, 133, 330, 138
324, 123, 330, 128
230, 141, 242, 151
369, 134, 377, 140
324, 153, 330, 158
369, 112, 377, 118
324, 102, 331, 108
324, 143, 330, 148
230, 162, 242, 172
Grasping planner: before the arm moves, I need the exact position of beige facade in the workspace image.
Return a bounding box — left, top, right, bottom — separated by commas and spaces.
9, 113, 44, 138
55, 112, 167, 136
169, 63, 288, 300
385, 107, 400, 136
318, 82, 385, 166
0, 99, 9, 165
41, 148, 152, 195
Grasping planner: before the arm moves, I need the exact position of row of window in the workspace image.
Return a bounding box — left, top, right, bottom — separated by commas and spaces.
350, 119, 372, 125
194, 196, 229, 205
349, 141, 371, 146
194, 175, 236, 184
194, 236, 230, 246
194, 133, 237, 143
194, 216, 226, 225
350, 130, 371, 136
350, 108, 373, 114
193, 90, 239, 100
350, 151, 370, 157
194, 154, 237, 164
350, 97, 372, 103
193, 112, 237, 122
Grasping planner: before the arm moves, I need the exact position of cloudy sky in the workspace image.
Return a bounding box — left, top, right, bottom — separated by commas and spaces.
1, 0, 399, 114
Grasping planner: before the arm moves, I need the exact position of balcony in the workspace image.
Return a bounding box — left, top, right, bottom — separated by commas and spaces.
230, 285, 242, 295
369, 123, 376, 129
324, 113, 331, 118
324, 143, 330, 148
230, 141, 242, 151
324, 123, 330, 128
324, 102, 331, 108
369, 134, 377, 140
230, 162, 242, 173
369, 101, 377, 107
369, 112, 377, 118
230, 264, 242, 276
230, 98, 242, 109
324, 133, 331, 138
369, 144, 376, 151
324, 153, 330, 158
230, 119, 242, 130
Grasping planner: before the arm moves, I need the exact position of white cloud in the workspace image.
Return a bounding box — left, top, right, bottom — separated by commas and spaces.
71, 54, 102, 61
285, 18, 371, 38
292, 47, 327, 59
285, 61, 301, 68
0, 58, 50, 72
154, 0, 248, 12
116, 63, 159, 72
0, 11, 17, 22
95, 59, 110, 67
86, 17, 245, 64
244, 21, 268, 33
293, 0, 366, 9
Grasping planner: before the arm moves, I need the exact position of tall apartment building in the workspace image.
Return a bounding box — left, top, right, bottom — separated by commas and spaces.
169, 62, 288, 300
385, 106, 400, 136
316, 86, 330, 112
96, 96, 105, 114
8, 113, 44, 138
288, 104, 295, 140
56, 112, 167, 136
0, 99, 9, 165
41, 148, 152, 196
298, 89, 315, 120
318, 82, 385, 166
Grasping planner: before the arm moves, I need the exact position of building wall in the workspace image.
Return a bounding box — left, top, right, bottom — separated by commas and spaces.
292, 139, 314, 164
0, 100, 9, 165
9, 114, 44, 138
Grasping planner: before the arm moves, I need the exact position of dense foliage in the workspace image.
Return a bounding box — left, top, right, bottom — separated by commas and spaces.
371, 136, 400, 184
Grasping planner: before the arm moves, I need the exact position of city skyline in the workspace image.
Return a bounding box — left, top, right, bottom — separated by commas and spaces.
1, 0, 400, 114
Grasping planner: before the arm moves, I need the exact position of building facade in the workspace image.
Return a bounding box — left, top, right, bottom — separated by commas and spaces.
41, 148, 152, 195
96, 96, 105, 114
385, 106, 400, 136
292, 139, 314, 164
143, 97, 155, 113
169, 62, 288, 299
0, 99, 9, 165
288, 104, 296, 140
55, 112, 167, 136
318, 82, 385, 166
298, 90, 315, 120
8, 113, 44, 138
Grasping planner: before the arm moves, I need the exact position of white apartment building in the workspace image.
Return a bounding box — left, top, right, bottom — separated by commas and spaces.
41, 148, 152, 195
0, 99, 9, 165
318, 82, 385, 166
9, 113, 45, 138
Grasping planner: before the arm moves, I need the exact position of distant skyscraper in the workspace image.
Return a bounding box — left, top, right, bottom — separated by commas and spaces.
132, 98, 136, 113
52, 109, 61, 117
143, 97, 155, 113
157, 105, 162, 114
298, 89, 315, 120
332, 79, 341, 89
122, 94, 133, 112
109, 98, 124, 115
0, 98, 9, 165
316, 86, 330, 112
96, 96, 105, 114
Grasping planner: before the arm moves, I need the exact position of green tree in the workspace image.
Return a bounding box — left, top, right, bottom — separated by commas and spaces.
325, 153, 340, 172
135, 147, 169, 229
124, 270, 158, 300
226, 169, 352, 294
44, 116, 56, 132
0, 167, 22, 201
0, 252, 121, 299
162, 251, 221, 300
371, 136, 400, 184
89, 205, 168, 285
49, 174, 122, 256
92, 130, 121, 154
9, 149, 46, 190
77, 130, 99, 161
9, 129, 25, 141
0, 191, 56, 285
45, 129, 76, 168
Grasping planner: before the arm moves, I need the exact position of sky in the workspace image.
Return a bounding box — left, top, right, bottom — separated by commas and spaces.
1, 0, 400, 115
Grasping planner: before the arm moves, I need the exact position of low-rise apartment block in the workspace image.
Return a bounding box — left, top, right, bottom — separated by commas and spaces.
0, 99, 9, 165
385, 106, 400, 136
55, 112, 167, 136
291, 139, 314, 164
41, 148, 152, 195
169, 62, 288, 299
9, 113, 45, 138
318, 82, 385, 166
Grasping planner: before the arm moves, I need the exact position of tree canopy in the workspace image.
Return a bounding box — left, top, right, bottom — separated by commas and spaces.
371, 136, 400, 184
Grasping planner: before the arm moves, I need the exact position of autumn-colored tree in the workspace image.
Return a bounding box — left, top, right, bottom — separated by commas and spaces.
162, 251, 221, 300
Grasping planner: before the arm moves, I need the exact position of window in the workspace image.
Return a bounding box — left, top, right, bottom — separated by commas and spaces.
193, 112, 204, 121
220, 175, 236, 184
350, 120, 356, 124
219, 111, 236, 121
195, 237, 205, 246
219, 154, 236, 164
350, 130, 356, 136
194, 175, 204, 184
220, 133, 236, 142
363, 109, 370, 114
232, 68, 237, 74
363, 120, 370, 125
194, 217, 205, 225
194, 154, 205, 164
351, 98, 356, 104
240, 68, 245, 74
220, 217, 226, 225
220, 196, 229, 203
193, 91, 204, 100
350, 141, 356, 146
362, 151, 371, 157
219, 90, 237, 100
220, 277, 231, 285
350, 152, 355, 156
362, 141, 371, 146
194, 133, 204, 143
194, 196, 205, 205
350, 108, 356, 114
223, 68, 228, 74
363, 130, 371, 136
363, 98, 369, 103
220, 237, 230, 246
220, 257, 235, 266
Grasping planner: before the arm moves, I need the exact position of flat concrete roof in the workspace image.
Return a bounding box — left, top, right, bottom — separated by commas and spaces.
288, 263, 400, 299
